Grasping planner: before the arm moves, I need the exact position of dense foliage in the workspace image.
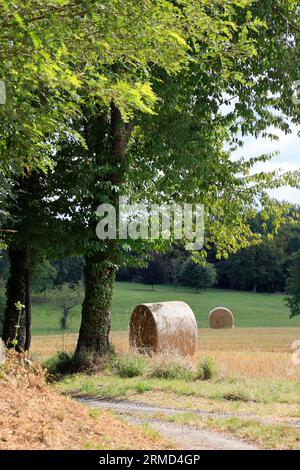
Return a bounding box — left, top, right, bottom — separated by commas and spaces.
179, 260, 217, 292
1, 1, 300, 362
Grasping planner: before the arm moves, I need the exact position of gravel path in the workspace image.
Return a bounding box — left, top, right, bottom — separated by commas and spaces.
76, 397, 261, 450
76, 396, 300, 428
126, 418, 258, 450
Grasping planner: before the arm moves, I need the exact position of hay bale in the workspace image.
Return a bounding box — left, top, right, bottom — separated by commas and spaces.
129, 301, 198, 356
209, 307, 234, 329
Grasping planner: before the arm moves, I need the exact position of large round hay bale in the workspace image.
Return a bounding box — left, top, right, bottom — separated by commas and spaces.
129, 301, 198, 356
209, 307, 234, 329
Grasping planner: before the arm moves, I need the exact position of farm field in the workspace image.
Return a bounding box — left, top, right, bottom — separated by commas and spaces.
31, 283, 300, 449
31, 282, 300, 336
30, 283, 300, 449
40, 328, 300, 450
32, 328, 300, 381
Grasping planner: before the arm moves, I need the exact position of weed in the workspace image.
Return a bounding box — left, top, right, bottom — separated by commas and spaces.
43, 351, 75, 377
148, 351, 194, 380
135, 382, 151, 394
196, 357, 217, 381
113, 354, 146, 378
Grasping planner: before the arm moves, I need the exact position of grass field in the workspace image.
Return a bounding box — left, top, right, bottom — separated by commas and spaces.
31, 282, 300, 382
31, 282, 300, 335
49, 330, 300, 449
29, 283, 300, 449
32, 328, 300, 380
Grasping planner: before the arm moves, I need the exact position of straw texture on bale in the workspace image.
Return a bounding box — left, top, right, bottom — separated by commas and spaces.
129, 301, 198, 356
209, 307, 234, 329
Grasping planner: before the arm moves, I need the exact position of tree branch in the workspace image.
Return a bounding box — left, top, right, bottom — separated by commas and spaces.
275, 7, 300, 34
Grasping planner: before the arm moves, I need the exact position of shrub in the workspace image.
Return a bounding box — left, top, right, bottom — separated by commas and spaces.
135, 382, 151, 394
148, 351, 194, 380
113, 354, 146, 378
196, 356, 217, 381
43, 351, 75, 377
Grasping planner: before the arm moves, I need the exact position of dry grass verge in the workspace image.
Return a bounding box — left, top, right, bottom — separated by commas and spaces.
31, 328, 300, 380
0, 350, 170, 450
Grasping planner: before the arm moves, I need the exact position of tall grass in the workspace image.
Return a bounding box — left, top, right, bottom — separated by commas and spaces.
147, 350, 195, 380
196, 357, 217, 380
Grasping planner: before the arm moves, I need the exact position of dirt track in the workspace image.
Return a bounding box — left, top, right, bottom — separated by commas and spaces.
77, 397, 260, 450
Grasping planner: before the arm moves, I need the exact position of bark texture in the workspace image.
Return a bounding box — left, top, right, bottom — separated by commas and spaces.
2, 247, 32, 350
74, 105, 133, 366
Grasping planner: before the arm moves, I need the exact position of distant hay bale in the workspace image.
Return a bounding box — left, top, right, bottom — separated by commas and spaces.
129, 301, 198, 356
209, 307, 234, 329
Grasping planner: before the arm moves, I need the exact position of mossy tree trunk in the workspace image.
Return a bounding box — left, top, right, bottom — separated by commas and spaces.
75, 252, 116, 362
74, 105, 133, 366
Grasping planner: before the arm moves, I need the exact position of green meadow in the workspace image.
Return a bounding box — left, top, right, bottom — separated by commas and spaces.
31, 282, 300, 335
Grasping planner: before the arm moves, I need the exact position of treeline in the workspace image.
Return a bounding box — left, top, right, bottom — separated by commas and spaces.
1, 218, 300, 335
215, 223, 300, 293
117, 222, 300, 293
1, 219, 300, 297
116, 251, 218, 292
1, 2, 300, 369
0, 254, 84, 291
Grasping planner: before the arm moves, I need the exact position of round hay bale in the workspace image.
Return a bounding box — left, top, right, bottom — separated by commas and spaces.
209, 307, 234, 329
129, 301, 198, 356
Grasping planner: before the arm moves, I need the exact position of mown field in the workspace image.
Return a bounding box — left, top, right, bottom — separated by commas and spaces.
30, 283, 300, 449
31, 282, 300, 335
31, 282, 300, 381
41, 328, 300, 449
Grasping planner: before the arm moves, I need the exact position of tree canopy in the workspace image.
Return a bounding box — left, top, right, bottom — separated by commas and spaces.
1, 0, 300, 362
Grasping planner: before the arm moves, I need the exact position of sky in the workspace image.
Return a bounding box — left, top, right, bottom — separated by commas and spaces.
233, 124, 300, 204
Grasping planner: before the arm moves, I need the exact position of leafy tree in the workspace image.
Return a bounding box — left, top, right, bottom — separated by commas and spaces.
47, 283, 83, 332
216, 241, 284, 292
61, 0, 274, 365
178, 260, 196, 289
179, 260, 216, 292
140, 254, 170, 290
286, 251, 300, 319
51, 257, 84, 287
0, 1, 86, 175
215, 214, 300, 293
116, 266, 139, 283
2, 172, 49, 350
32, 260, 57, 293
194, 264, 217, 292
3, 0, 239, 355
2, 1, 300, 368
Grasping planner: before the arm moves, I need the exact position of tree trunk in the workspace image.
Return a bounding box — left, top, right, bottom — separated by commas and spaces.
24, 247, 32, 351
2, 170, 42, 351
2, 247, 32, 351
74, 105, 133, 368
75, 253, 116, 365
61, 305, 68, 331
